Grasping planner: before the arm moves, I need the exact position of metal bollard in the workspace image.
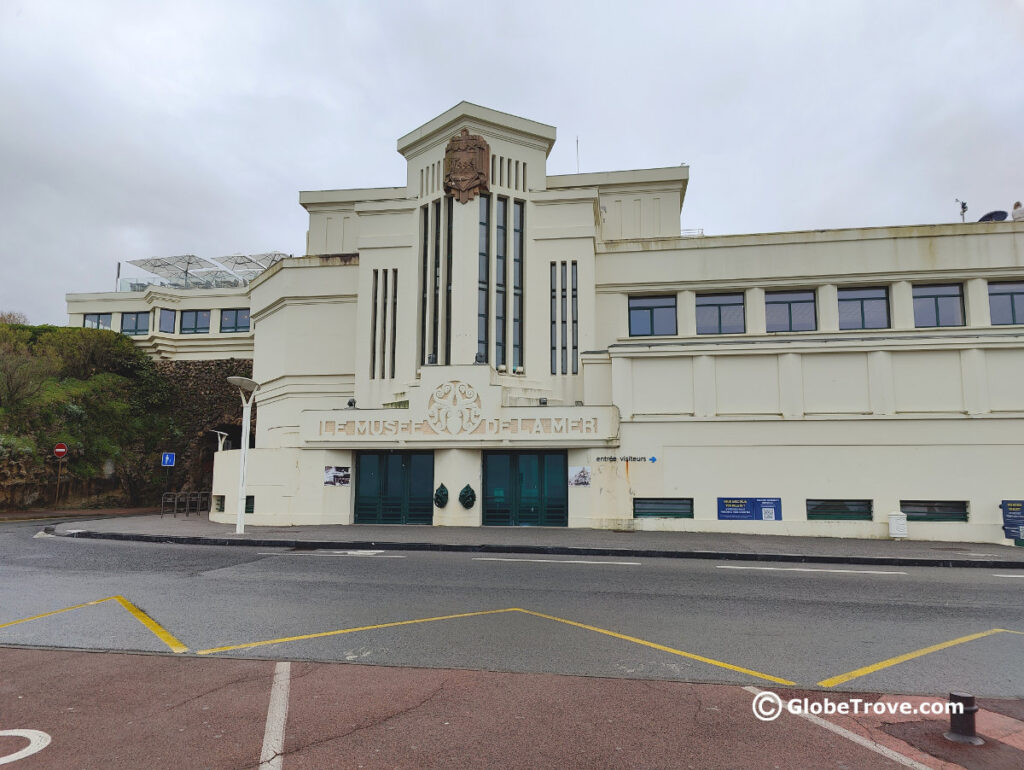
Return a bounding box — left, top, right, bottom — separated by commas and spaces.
944, 692, 984, 746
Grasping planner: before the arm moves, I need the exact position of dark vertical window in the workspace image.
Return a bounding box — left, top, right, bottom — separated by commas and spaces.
988, 281, 1024, 325
560, 262, 568, 374
444, 197, 453, 364
550, 263, 557, 374
370, 270, 378, 378
390, 268, 398, 379
571, 261, 578, 374
838, 287, 890, 330
478, 194, 490, 362
432, 199, 441, 359
420, 206, 428, 365
912, 284, 964, 328
159, 308, 175, 333
380, 270, 388, 379
495, 197, 507, 367
513, 200, 524, 370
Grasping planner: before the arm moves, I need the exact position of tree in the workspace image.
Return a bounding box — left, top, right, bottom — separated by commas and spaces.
0, 326, 56, 413
0, 310, 29, 325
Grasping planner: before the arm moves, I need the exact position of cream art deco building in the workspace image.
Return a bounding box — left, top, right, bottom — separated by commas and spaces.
67, 103, 1024, 543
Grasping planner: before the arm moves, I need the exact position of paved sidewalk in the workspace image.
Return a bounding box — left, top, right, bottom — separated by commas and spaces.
44, 512, 1024, 568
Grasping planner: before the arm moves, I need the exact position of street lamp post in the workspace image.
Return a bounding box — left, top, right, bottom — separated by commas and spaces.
227, 376, 259, 534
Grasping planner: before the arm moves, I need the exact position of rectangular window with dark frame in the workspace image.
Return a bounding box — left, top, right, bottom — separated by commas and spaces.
180, 310, 210, 334
390, 268, 398, 379
988, 281, 1024, 326
766, 290, 816, 332
806, 499, 873, 521
560, 262, 568, 374
913, 284, 964, 328
633, 498, 694, 518
550, 263, 557, 374
495, 196, 507, 368
420, 205, 429, 365
120, 311, 149, 335
477, 194, 490, 362
512, 200, 524, 370
628, 296, 676, 337
445, 197, 453, 365
370, 270, 378, 378
432, 199, 441, 360
380, 269, 388, 379
696, 293, 745, 335
900, 500, 968, 523
220, 308, 250, 333
838, 287, 890, 330
159, 308, 175, 334
83, 313, 112, 330
571, 261, 578, 374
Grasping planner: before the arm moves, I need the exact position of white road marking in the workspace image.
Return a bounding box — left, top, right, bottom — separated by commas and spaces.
742, 687, 930, 770
0, 729, 51, 765
716, 565, 906, 575
259, 661, 291, 770
993, 574, 1024, 578
473, 557, 640, 565
256, 551, 406, 558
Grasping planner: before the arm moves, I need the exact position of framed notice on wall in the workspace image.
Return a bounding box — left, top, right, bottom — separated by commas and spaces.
718, 497, 782, 521
324, 466, 351, 486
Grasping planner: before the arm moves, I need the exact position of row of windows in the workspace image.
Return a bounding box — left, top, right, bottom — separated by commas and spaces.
633, 498, 968, 522
629, 281, 1024, 336
83, 309, 250, 335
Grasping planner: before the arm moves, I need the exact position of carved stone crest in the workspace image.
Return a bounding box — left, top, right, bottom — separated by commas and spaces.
427, 381, 482, 435
444, 128, 490, 204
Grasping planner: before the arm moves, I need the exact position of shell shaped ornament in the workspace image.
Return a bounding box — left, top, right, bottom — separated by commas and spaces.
459, 484, 476, 509
427, 381, 482, 436
434, 484, 449, 509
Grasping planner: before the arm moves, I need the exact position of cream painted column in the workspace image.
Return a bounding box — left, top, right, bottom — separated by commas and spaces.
692, 355, 717, 417
677, 290, 696, 337
868, 351, 896, 415
433, 448, 482, 525
960, 348, 990, 415
449, 195, 481, 365
745, 288, 766, 334
890, 281, 915, 330
778, 353, 804, 418
817, 284, 839, 332
610, 355, 633, 419
965, 278, 991, 327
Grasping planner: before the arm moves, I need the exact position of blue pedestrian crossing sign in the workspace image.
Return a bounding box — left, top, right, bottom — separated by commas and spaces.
161, 452, 176, 467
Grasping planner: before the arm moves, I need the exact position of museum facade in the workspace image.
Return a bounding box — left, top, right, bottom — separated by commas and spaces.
67, 103, 1024, 543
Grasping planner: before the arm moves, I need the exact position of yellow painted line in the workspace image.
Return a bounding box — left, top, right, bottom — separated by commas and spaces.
818, 628, 1012, 688
197, 608, 521, 655
110, 595, 189, 654
0, 597, 116, 630
518, 609, 795, 686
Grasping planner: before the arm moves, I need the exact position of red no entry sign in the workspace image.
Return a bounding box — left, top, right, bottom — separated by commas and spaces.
53, 443, 68, 458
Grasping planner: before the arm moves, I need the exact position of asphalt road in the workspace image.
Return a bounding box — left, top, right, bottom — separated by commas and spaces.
2, 518, 1023, 697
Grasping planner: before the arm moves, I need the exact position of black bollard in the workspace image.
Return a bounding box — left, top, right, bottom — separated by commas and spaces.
944, 692, 984, 746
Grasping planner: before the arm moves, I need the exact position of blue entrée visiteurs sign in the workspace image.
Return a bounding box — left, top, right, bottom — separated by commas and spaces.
718, 497, 782, 521
1000, 500, 1024, 540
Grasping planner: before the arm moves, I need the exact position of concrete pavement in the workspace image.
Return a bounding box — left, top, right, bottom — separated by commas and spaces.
46, 513, 1024, 568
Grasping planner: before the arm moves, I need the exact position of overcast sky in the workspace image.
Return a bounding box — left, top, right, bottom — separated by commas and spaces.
1, 0, 1021, 324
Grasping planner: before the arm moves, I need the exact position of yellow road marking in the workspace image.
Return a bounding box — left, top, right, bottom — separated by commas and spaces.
196, 608, 521, 655
518, 609, 796, 686
110, 595, 189, 654
818, 628, 1014, 688
0, 597, 114, 629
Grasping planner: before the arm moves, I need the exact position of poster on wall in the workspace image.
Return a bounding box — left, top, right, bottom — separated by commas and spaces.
324, 466, 351, 486
568, 466, 592, 487
1001, 500, 1024, 539
718, 497, 781, 521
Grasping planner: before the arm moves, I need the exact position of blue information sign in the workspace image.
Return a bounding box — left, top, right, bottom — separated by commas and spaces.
718, 497, 782, 521
1000, 500, 1024, 540
161, 452, 176, 467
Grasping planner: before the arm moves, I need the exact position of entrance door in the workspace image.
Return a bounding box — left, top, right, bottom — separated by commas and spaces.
483, 451, 567, 526
355, 451, 434, 524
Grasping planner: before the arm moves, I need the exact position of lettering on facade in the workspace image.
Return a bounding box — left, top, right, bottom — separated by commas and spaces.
444, 128, 490, 204
317, 416, 600, 439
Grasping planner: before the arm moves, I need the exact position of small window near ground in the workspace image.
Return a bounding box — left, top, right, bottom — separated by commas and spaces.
83, 313, 112, 330
988, 282, 1024, 326
213, 495, 225, 513
900, 500, 968, 522
629, 296, 677, 336
120, 311, 149, 335
912, 284, 964, 328
159, 308, 176, 333
633, 498, 694, 518
806, 499, 873, 521
220, 308, 251, 333
696, 293, 745, 334
766, 290, 816, 332
838, 287, 890, 330
245, 495, 255, 514
180, 310, 211, 334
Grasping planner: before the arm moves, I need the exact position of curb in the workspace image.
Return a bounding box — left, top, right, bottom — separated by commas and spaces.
46, 527, 1024, 569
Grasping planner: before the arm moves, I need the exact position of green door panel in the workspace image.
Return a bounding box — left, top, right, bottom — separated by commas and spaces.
354, 451, 434, 525
483, 451, 567, 527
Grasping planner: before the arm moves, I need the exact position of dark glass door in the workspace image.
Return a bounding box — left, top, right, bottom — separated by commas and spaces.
355, 451, 434, 524
483, 451, 567, 527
